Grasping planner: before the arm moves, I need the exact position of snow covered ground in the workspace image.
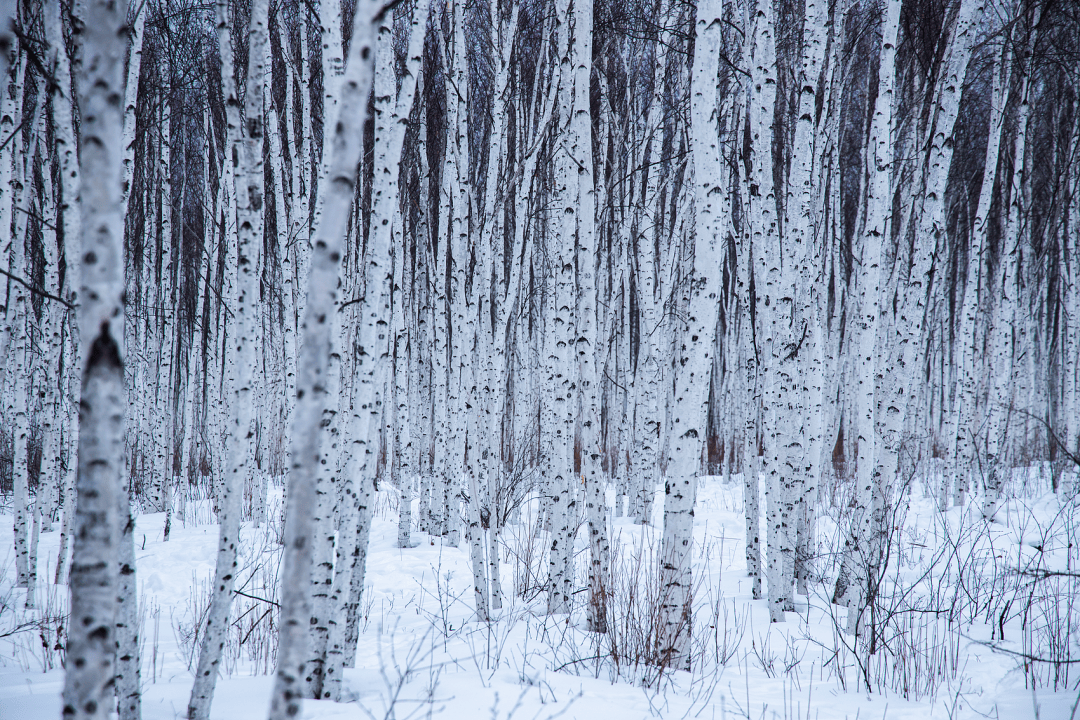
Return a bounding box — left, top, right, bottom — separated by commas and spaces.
3, 470, 1079, 720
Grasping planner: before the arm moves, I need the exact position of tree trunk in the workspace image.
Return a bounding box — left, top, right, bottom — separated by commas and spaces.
63, 1, 128, 717
655, 0, 726, 668
834, 0, 901, 639
268, 2, 378, 717
187, 0, 268, 714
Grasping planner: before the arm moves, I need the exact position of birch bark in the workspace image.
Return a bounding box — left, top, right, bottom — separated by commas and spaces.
548, 0, 577, 616
985, 8, 1041, 514
63, 1, 127, 718
748, 0, 788, 623
628, 24, 669, 526
45, 1, 82, 521
115, 465, 141, 720
0, 49, 21, 370
9, 130, 30, 588
187, 0, 268, 714
1064, 104, 1080, 491
56, 319, 80, 585
834, 0, 900, 638
7, 82, 41, 591
28, 131, 56, 605
394, 244, 413, 548
304, 324, 341, 699
284, 15, 312, 431
656, 0, 726, 667
949, 36, 1012, 508
445, 0, 470, 555
269, 2, 378, 717
564, 0, 609, 635
887, 0, 982, 519
120, 3, 146, 222
738, 95, 763, 601
785, 0, 828, 600
320, 446, 360, 700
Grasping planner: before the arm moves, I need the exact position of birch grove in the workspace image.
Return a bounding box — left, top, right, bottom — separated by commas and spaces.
2, 0, 1080, 716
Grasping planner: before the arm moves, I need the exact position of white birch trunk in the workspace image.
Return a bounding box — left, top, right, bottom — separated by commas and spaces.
304, 311, 341, 700
949, 36, 1012, 508
985, 9, 1041, 514
8, 91, 39, 590
56, 318, 81, 585
466, 468, 491, 621
655, 0, 726, 667
284, 16, 312, 433
154, 51, 175, 524
835, 0, 900, 638
26, 482, 40, 609
120, 3, 146, 222
187, 0, 267, 714
63, 1, 127, 718
43, 1, 80, 540
628, 32, 668, 526
547, 0, 578, 616
394, 254, 413, 548
25, 112, 54, 583
35, 254, 56, 566
444, 0, 470, 554
269, 3, 378, 717
1064, 102, 1080, 493
431, 223, 450, 539
749, 0, 788, 623
0, 50, 22, 370
411, 94, 433, 530
9, 183, 29, 590
27, 126, 51, 593
566, 0, 609, 635
115, 468, 141, 720
740, 186, 763, 600
342, 460, 376, 669
785, 0, 828, 600
320, 453, 360, 701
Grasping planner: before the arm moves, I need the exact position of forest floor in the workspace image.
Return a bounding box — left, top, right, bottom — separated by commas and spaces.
2, 467, 1080, 720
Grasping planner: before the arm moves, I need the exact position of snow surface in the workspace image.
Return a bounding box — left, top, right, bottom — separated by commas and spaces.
3, 473, 1079, 720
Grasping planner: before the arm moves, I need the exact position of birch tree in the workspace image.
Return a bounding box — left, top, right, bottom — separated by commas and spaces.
982, 4, 1042, 517
748, 0, 788, 624
833, 0, 901, 638
268, 1, 378, 717
62, 1, 128, 718
784, 0, 829, 601
187, 0, 269, 715
547, 0, 577, 617
656, 0, 726, 668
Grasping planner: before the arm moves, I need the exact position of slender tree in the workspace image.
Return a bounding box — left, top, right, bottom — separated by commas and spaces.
62, 1, 128, 718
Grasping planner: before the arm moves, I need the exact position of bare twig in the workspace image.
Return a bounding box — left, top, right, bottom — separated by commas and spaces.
0, 267, 73, 308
